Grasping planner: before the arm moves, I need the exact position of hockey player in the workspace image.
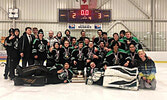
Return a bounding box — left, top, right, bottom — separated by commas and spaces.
109, 33, 125, 50
47, 42, 62, 66
98, 41, 108, 68
8, 28, 21, 80
71, 41, 86, 70
93, 29, 103, 45
32, 27, 38, 39
55, 31, 62, 45
3, 28, 15, 79
62, 29, 75, 45
125, 43, 140, 68
47, 62, 73, 84
137, 50, 156, 90
83, 41, 101, 68
61, 40, 73, 64
83, 37, 90, 48
102, 32, 111, 47
104, 41, 128, 68
32, 29, 48, 65
119, 30, 125, 39
77, 30, 88, 42
70, 37, 78, 49
124, 31, 142, 50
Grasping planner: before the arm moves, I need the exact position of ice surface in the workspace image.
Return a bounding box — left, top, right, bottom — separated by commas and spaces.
0, 63, 166, 100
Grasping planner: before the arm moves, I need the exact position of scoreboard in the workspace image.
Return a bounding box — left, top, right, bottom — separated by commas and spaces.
59, 9, 111, 23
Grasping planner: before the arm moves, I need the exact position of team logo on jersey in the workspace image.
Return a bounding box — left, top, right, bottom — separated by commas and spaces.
14, 39, 19, 49
38, 43, 45, 52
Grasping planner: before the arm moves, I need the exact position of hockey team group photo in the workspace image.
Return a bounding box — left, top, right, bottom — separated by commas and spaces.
3, 27, 157, 90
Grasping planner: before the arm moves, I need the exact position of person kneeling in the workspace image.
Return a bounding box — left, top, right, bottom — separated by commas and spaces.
137, 50, 156, 90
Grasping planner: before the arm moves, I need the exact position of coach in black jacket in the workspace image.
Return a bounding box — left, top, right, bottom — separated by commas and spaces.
19, 27, 35, 67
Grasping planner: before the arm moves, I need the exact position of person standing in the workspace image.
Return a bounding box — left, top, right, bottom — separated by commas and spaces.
62, 29, 75, 45
19, 27, 35, 67
119, 30, 125, 39
32, 27, 38, 39
32, 29, 48, 65
102, 32, 111, 47
93, 29, 103, 45
3, 28, 15, 79
109, 33, 125, 50
77, 30, 88, 42
55, 31, 62, 45
9, 28, 21, 80
124, 31, 142, 50
46, 30, 57, 48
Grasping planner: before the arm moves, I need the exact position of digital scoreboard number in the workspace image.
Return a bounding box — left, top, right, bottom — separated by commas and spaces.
59, 9, 111, 23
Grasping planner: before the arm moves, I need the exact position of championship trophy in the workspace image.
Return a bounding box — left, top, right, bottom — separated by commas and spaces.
71, 69, 86, 83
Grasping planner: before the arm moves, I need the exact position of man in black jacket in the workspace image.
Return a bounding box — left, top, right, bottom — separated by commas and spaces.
19, 27, 35, 67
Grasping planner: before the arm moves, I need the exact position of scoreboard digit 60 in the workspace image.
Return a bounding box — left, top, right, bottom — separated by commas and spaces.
59, 9, 111, 23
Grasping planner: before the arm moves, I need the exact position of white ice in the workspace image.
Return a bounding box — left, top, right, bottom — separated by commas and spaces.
0, 63, 167, 100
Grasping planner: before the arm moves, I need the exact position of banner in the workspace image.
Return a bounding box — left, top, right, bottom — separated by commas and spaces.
73, 0, 80, 8
81, 0, 89, 9
81, 0, 89, 5
68, 23, 102, 30
89, 0, 97, 9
